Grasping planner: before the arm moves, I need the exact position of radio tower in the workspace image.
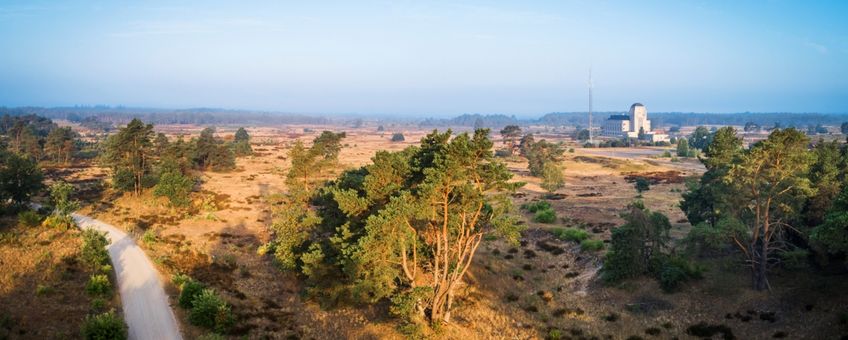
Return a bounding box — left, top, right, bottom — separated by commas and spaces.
588, 68, 593, 145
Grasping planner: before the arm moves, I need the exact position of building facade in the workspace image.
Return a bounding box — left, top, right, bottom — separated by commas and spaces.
602, 103, 668, 142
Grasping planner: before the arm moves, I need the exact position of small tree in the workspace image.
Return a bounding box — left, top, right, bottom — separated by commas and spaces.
634, 178, 650, 196
154, 171, 194, 207
233, 127, 252, 156
44, 181, 79, 229
576, 129, 590, 142
391, 133, 405, 142
688, 126, 712, 150
676, 138, 690, 157
526, 140, 564, 177
102, 119, 155, 195
44, 126, 77, 164
500, 125, 522, 155
0, 151, 44, 208
540, 162, 565, 194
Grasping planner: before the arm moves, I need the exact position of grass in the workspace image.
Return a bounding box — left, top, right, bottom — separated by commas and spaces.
551, 228, 588, 242
580, 239, 604, 251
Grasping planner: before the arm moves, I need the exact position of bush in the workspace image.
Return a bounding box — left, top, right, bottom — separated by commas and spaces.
534, 209, 557, 223
179, 280, 204, 308
389, 287, 433, 321
521, 200, 551, 213
17, 210, 44, 227
90, 297, 108, 312
142, 230, 157, 245
391, 133, 405, 142
189, 289, 235, 333
42, 214, 76, 229
780, 248, 809, 269
81, 229, 110, 269
86, 274, 112, 296
552, 228, 588, 242
154, 171, 193, 207
580, 239, 604, 251
653, 255, 704, 292
81, 311, 127, 340
171, 273, 191, 287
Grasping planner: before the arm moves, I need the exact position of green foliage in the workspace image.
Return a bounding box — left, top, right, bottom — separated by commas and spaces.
552, 228, 588, 242
189, 289, 235, 334
276, 129, 522, 322
525, 139, 565, 177
86, 274, 112, 296
17, 209, 44, 227
391, 133, 405, 142
81, 311, 127, 340
154, 171, 194, 207
171, 273, 191, 287
389, 286, 433, 320
634, 178, 650, 194
50, 181, 79, 218
533, 209, 557, 223
500, 125, 522, 155
688, 126, 712, 150
179, 280, 204, 308
580, 239, 604, 251
540, 162, 565, 194
0, 150, 44, 207
676, 138, 690, 157
44, 126, 78, 164
101, 118, 155, 195
653, 255, 704, 292
811, 185, 848, 261
779, 248, 809, 269
234, 127, 250, 143
142, 230, 157, 245
81, 229, 110, 269
602, 202, 671, 284
522, 201, 551, 213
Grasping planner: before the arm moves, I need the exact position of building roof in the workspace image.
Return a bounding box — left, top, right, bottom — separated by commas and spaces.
631, 103, 644, 108
607, 114, 630, 120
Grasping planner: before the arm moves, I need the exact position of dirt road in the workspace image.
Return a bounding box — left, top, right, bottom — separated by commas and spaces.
73, 213, 183, 340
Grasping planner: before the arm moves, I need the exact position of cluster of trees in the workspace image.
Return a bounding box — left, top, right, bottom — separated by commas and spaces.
681, 127, 848, 290
101, 119, 252, 206
519, 134, 566, 194
0, 148, 44, 212
0, 114, 79, 164
266, 129, 521, 327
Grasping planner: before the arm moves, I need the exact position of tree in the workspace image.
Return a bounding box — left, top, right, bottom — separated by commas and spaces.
804, 140, 844, 226
726, 128, 812, 290
526, 140, 564, 177
391, 133, 405, 142
0, 150, 44, 208
281, 129, 521, 323
499, 125, 522, 155
840, 122, 848, 134
519, 133, 535, 157
102, 119, 155, 195
602, 202, 671, 282
689, 126, 712, 150
311, 131, 346, 161
154, 171, 194, 207
634, 178, 650, 195
44, 127, 77, 164
233, 127, 252, 156
540, 162, 565, 194
681, 127, 744, 226
192, 127, 218, 169
43, 181, 79, 229
811, 185, 848, 266
575, 129, 590, 142
676, 138, 690, 157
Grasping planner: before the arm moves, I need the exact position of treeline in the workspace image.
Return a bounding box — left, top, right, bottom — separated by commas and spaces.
420, 113, 519, 128
0, 106, 330, 126
0, 114, 81, 165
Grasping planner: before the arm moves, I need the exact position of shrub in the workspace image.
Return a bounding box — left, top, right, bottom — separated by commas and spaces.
780, 248, 809, 269
580, 239, 604, 251
81, 311, 127, 340
154, 171, 194, 207
389, 287, 433, 321
142, 230, 157, 245
171, 273, 191, 287
179, 280, 204, 308
653, 255, 704, 292
17, 210, 44, 227
522, 201, 551, 213
391, 133, 405, 142
552, 228, 588, 242
90, 297, 108, 312
86, 274, 112, 296
42, 214, 76, 229
35, 284, 53, 296
81, 229, 110, 269
189, 289, 235, 333
534, 209, 557, 223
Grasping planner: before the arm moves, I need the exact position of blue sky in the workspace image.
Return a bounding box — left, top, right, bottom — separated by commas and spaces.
0, 1, 846, 116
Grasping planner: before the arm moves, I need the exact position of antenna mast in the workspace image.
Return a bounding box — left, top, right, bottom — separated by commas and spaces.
588, 68, 593, 145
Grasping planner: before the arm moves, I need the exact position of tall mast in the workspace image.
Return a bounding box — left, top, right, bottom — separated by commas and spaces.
588, 67, 593, 144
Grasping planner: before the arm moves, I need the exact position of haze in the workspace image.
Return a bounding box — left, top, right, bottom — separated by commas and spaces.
1, 0, 847, 115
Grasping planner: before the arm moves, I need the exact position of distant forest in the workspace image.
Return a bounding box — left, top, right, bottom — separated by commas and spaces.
2, 106, 847, 129
0, 106, 330, 126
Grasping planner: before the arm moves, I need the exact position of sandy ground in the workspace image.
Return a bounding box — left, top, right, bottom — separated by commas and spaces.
74, 213, 182, 340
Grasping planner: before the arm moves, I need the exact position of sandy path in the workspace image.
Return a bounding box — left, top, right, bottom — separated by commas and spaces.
73, 213, 183, 340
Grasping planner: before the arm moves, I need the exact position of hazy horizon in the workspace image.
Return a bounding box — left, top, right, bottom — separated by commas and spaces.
1, 1, 847, 115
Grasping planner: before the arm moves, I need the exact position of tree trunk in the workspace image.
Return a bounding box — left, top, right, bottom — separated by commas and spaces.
751, 237, 769, 291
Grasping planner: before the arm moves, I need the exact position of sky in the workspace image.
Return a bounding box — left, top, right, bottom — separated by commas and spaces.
0, 1, 846, 116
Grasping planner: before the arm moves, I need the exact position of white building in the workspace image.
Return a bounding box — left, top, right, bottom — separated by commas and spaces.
602, 103, 668, 142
